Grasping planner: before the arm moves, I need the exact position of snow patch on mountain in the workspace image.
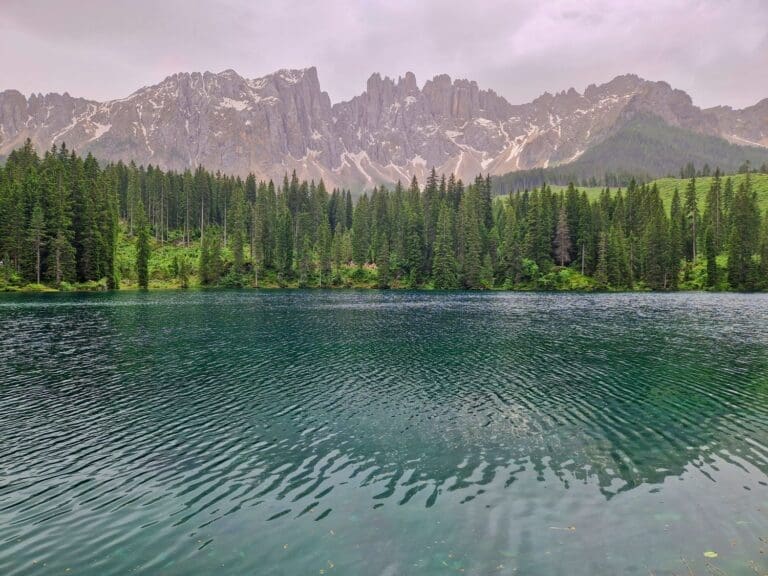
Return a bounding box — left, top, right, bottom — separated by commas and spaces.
1, 68, 766, 191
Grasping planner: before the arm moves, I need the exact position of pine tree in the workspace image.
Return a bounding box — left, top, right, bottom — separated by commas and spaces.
432, 204, 458, 289
376, 233, 391, 289
759, 210, 768, 289
198, 229, 211, 284
668, 188, 683, 288
607, 225, 630, 288
404, 197, 424, 285
727, 178, 760, 290
136, 205, 151, 289
331, 223, 345, 273
643, 192, 671, 290
251, 201, 264, 287
524, 186, 554, 270
460, 188, 483, 289
199, 227, 223, 285
45, 152, 75, 285
228, 184, 247, 272
317, 220, 332, 287
723, 177, 734, 235
344, 191, 353, 230
595, 232, 609, 288
576, 191, 594, 275
501, 204, 522, 284
423, 168, 440, 271
705, 226, 718, 288
553, 206, 571, 266
684, 176, 699, 262
351, 194, 370, 266
704, 169, 724, 252
298, 234, 313, 287
275, 207, 293, 280
27, 203, 45, 284
176, 255, 190, 289
127, 164, 139, 235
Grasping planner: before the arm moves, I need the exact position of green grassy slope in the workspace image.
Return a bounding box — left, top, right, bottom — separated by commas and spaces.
653, 173, 768, 214
549, 173, 768, 213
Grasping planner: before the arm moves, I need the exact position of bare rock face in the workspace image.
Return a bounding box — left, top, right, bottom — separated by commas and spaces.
0, 68, 766, 189
707, 98, 768, 148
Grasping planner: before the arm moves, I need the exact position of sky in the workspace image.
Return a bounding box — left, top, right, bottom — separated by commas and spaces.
1, 0, 767, 109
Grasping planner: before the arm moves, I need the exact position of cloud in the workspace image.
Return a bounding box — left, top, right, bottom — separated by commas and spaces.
0, 0, 766, 108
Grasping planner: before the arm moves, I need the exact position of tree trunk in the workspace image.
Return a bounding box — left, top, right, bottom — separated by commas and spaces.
35, 244, 40, 284
55, 244, 61, 285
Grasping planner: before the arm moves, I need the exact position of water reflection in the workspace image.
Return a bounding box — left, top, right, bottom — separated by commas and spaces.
1, 291, 768, 575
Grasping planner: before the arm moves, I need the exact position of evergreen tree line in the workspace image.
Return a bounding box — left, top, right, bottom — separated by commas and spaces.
0, 141, 121, 288
494, 159, 768, 194
1, 141, 767, 291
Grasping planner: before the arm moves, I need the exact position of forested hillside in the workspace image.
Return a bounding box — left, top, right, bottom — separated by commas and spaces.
1, 141, 767, 292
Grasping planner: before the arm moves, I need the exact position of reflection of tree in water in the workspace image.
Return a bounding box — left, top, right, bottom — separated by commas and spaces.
306, 294, 768, 505
4, 290, 768, 534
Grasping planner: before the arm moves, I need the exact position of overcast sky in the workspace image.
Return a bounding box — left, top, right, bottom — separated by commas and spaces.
1, 0, 766, 109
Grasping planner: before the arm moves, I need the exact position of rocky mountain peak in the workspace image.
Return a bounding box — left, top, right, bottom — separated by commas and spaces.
0, 69, 766, 190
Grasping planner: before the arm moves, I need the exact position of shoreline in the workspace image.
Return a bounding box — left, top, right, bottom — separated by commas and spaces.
3, 283, 766, 295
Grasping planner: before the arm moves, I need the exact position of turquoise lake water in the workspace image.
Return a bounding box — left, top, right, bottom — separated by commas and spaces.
2, 291, 768, 575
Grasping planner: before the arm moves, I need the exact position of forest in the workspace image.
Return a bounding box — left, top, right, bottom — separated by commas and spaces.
1, 140, 767, 292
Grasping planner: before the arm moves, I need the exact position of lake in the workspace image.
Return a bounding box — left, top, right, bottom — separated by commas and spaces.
2, 291, 768, 575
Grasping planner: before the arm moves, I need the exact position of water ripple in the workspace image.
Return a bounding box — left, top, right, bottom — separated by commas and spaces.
1, 291, 768, 575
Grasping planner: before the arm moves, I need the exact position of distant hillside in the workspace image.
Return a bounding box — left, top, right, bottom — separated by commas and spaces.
548, 172, 768, 215
493, 116, 768, 193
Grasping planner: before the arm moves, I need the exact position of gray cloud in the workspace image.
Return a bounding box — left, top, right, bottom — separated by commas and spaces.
1, 0, 766, 108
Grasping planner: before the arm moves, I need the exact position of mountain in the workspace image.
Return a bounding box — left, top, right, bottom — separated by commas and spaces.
1, 68, 767, 189
493, 115, 768, 192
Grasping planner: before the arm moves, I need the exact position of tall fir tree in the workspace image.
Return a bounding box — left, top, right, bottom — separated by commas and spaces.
135, 201, 151, 289
553, 206, 572, 267
432, 203, 458, 289
683, 176, 699, 262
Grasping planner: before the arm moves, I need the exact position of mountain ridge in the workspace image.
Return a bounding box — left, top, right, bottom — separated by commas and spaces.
1, 68, 767, 189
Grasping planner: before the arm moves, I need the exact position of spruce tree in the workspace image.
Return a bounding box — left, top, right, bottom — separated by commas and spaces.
228, 184, 247, 273
251, 201, 264, 287
432, 204, 458, 289
351, 194, 370, 266
376, 233, 391, 289
704, 169, 723, 252
595, 232, 609, 289
298, 235, 313, 287
136, 208, 151, 290
759, 211, 768, 289
27, 203, 45, 284
727, 178, 760, 290
643, 193, 671, 290
501, 204, 522, 283
668, 189, 684, 288
460, 189, 483, 289
317, 220, 332, 287
684, 176, 699, 262
705, 226, 718, 288
607, 225, 630, 288
275, 208, 293, 280
553, 206, 571, 267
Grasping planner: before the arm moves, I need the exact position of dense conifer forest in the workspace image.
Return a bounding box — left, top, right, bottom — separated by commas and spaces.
1, 140, 767, 292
